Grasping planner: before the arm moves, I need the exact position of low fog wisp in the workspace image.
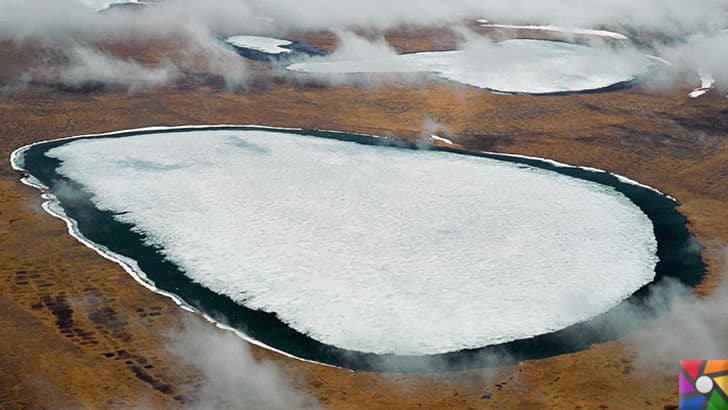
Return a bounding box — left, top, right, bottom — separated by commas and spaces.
167, 317, 317, 409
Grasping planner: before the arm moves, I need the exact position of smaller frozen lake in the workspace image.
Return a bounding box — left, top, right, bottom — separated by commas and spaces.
224, 35, 294, 55
224, 35, 327, 63
288, 39, 654, 94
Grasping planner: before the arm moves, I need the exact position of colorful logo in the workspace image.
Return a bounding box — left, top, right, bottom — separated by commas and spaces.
679, 360, 728, 409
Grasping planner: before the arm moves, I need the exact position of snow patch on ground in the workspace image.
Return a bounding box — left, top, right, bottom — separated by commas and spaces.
46, 129, 658, 355
689, 70, 715, 98
430, 135, 454, 144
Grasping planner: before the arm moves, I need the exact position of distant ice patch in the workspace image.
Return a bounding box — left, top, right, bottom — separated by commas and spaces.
288, 39, 652, 94
689, 70, 715, 98
225, 35, 293, 55
47, 129, 658, 355
78, 0, 141, 11
430, 134, 454, 145
476, 20, 629, 40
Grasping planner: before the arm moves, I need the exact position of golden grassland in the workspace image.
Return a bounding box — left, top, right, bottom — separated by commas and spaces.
1, 34, 727, 408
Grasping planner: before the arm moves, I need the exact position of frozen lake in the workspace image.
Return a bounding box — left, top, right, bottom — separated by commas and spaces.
42, 128, 659, 355
289, 39, 654, 94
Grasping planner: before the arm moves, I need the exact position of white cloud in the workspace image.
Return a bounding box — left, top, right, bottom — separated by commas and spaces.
55, 45, 178, 90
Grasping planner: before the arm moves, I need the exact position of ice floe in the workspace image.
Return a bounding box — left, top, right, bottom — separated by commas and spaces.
44, 129, 658, 355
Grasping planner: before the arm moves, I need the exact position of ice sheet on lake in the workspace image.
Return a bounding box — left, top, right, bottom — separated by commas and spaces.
225, 35, 293, 54
47, 129, 658, 355
288, 39, 652, 94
